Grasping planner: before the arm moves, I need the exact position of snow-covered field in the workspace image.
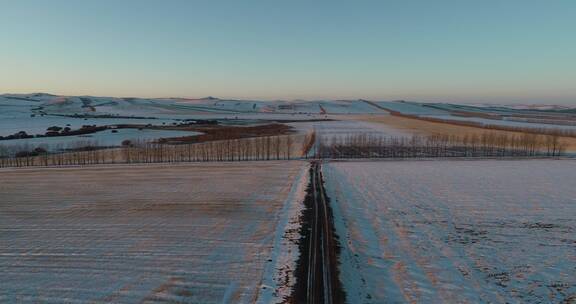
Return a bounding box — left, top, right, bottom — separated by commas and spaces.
0, 94, 387, 149
323, 160, 576, 303
0, 115, 177, 137
372, 100, 576, 131
289, 117, 409, 138
0, 162, 308, 303
0, 129, 201, 152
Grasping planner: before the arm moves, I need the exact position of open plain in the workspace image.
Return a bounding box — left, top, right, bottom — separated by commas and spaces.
324, 159, 576, 303
0, 162, 308, 303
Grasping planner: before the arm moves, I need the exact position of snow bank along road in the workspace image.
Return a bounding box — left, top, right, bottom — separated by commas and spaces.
323, 160, 576, 303
0, 162, 308, 303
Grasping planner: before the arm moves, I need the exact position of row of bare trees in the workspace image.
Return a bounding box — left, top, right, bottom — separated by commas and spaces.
0, 130, 567, 167
315, 132, 567, 159
121, 135, 298, 163
0, 134, 313, 168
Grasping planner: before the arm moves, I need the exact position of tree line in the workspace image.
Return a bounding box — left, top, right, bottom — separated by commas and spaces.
0, 129, 567, 168
0, 133, 314, 168
314, 132, 566, 159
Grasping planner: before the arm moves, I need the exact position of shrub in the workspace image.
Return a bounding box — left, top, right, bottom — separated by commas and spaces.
47, 126, 62, 132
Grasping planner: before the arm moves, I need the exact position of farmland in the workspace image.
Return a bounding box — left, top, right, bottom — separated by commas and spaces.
355, 114, 576, 152
1, 95, 575, 304
0, 162, 308, 303
4, 1, 576, 302
3, 94, 576, 161
323, 160, 576, 303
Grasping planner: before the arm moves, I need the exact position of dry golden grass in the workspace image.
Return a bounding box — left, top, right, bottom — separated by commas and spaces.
351, 114, 576, 151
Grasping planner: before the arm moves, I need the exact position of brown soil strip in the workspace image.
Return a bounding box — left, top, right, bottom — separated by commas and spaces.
155, 123, 294, 144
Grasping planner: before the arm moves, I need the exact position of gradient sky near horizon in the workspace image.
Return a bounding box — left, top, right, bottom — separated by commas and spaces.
1, 0, 575, 104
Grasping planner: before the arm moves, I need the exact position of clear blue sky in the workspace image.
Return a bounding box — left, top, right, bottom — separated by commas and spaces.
1, 0, 575, 103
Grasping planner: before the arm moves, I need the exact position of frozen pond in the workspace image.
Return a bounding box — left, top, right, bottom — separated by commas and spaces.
323, 160, 576, 303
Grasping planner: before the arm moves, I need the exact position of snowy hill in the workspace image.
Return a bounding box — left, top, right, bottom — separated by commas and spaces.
0, 94, 390, 117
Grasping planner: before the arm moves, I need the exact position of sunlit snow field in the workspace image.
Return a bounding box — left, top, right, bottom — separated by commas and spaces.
0, 162, 307, 303
323, 160, 576, 303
